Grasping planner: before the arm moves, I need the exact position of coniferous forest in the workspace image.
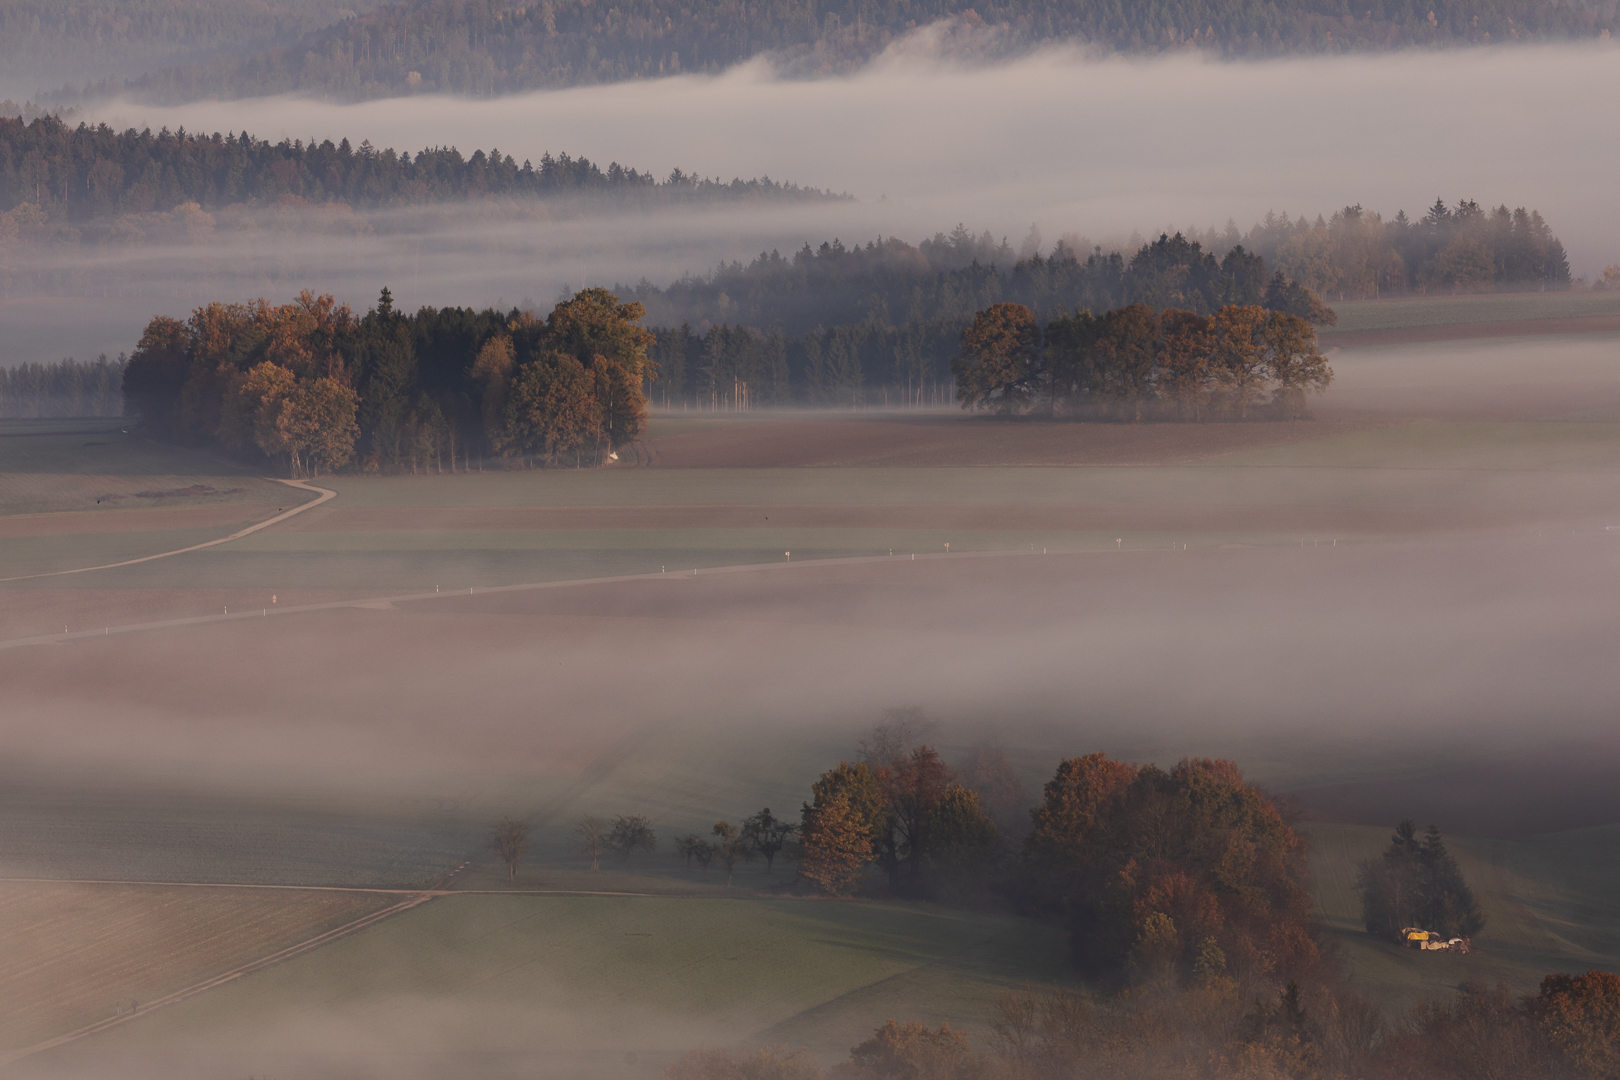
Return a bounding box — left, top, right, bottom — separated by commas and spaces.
34, 0, 1616, 105
0, 114, 837, 224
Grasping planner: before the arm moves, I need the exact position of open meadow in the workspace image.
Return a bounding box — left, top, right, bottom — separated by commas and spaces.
3, 317, 1620, 1075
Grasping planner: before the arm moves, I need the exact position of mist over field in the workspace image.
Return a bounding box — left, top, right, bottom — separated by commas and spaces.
7, 11, 1620, 1076
7, 39, 1613, 366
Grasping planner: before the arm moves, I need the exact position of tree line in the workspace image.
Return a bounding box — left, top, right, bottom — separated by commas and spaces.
0, 114, 841, 225
626, 201, 1571, 344
666, 972, 1620, 1078
69, 0, 1616, 106
122, 286, 656, 476
0, 354, 123, 417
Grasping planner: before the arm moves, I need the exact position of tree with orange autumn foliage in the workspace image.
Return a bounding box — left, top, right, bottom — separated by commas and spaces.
1023, 753, 1315, 984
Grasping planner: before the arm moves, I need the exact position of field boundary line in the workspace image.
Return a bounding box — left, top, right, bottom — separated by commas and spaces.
0, 546, 1040, 650
0, 890, 431, 1069
0, 478, 332, 583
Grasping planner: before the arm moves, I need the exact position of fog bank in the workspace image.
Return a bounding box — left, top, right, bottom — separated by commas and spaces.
8, 40, 1615, 365
92, 39, 1620, 272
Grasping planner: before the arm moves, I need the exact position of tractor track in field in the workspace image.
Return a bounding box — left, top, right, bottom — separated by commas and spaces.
0, 543, 1027, 652
0, 879, 654, 1070
0, 478, 334, 584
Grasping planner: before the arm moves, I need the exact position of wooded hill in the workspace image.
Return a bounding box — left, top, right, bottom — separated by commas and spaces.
80, 0, 1619, 104
0, 0, 389, 97
0, 114, 841, 224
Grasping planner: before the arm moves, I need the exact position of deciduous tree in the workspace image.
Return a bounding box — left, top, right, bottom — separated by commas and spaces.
490, 816, 529, 882
1260, 310, 1333, 419
712, 820, 753, 886
742, 808, 796, 872
607, 814, 658, 862
952, 302, 1042, 413
574, 814, 607, 870
1207, 304, 1271, 420
798, 793, 874, 897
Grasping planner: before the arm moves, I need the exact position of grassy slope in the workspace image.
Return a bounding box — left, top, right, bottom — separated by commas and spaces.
1304, 822, 1620, 1014
19, 893, 1068, 1078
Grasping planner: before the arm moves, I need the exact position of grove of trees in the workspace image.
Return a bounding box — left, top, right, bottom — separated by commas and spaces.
0, 354, 123, 417
631, 206, 1569, 411
121, 286, 657, 475
952, 301, 1332, 421
1356, 819, 1486, 941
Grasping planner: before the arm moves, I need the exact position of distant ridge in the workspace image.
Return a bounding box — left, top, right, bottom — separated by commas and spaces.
84, 0, 1620, 105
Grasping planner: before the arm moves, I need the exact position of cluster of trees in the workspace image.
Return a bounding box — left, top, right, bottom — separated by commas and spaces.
68, 0, 1616, 106
0, 354, 123, 417
1241, 200, 1572, 299
627, 229, 1334, 345
635, 230, 1336, 410
1356, 819, 1486, 941
669, 972, 1620, 1078
121, 286, 656, 475
0, 115, 837, 225
1015, 752, 1318, 982
792, 715, 1317, 993
952, 301, 1332, 421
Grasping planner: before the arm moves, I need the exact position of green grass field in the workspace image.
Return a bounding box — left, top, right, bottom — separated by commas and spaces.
11, 423, 1620, 586
15, 893, 1069, 1078
0, 427, 295, 518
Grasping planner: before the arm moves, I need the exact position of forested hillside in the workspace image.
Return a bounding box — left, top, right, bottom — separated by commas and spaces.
93, 0, 1618, 103
0, 0, 386, 97
0, 115, 837, 224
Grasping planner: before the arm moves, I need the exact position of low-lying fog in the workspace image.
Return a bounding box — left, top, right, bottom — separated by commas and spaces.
5, 39, 1615, 366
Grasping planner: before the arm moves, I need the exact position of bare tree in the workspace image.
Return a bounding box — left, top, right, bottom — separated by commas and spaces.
607, 814, 658, 862
742, 807, 796, 872
675, 833, 704, 868
860, 706, 935, 768
712, 821, 754, 886
490, 816, 529, 882
574, 815, 607, 870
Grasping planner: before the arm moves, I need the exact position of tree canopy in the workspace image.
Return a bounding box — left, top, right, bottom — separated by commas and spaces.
1023, 753, 1318, 983
122, 286, 656, 473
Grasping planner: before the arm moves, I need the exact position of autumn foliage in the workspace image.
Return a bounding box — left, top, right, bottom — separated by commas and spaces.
957, 301, 1331, 420
1023, 753, 1317, 985
122, 286, 655, 474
